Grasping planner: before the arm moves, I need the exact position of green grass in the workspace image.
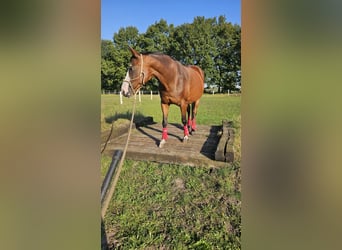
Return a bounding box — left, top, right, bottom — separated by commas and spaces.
101, 93, 240, 130
101, 93, 241, 249
105, 161, 241, 249
101, 154, 112, 183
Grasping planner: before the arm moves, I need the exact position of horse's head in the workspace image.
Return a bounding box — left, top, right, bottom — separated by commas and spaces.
121, 47, 145, 97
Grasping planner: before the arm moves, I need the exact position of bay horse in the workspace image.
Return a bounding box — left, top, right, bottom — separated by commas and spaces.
121, 47, 204, 148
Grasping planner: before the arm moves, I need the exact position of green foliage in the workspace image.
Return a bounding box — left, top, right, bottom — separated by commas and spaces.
101, 16, 241, 93
212, 20, 241, 91
142, 19, 171, 52
101, 40, 127, 91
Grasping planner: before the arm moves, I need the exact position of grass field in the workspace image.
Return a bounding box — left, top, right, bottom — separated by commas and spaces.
101, 94, 240, 129
101, 93, 241, 249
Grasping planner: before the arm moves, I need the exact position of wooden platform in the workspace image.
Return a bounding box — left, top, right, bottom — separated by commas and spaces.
102, 118, 234, 167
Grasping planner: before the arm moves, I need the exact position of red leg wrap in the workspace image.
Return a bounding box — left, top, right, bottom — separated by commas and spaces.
184, 125, 189, 136
187, 118, 192, 128
162, 127, 168, 140
191, 118, 196, 131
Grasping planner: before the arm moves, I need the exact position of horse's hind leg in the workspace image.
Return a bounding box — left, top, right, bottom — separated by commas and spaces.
191, 100, 200, 131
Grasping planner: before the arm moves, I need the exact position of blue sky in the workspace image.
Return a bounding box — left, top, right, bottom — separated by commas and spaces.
101, 0, 241, 40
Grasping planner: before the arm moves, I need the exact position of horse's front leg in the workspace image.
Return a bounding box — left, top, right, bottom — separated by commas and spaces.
181, 103, 190, 142
159, 103, 169, 148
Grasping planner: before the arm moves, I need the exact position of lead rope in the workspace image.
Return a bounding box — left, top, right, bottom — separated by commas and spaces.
101, 54, 144, 217
101, 53, 144, 152
101, 94, 137, 218
101, 122, 113, 154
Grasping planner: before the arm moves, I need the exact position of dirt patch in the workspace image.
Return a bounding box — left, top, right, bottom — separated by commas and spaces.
173, 178, 185, 192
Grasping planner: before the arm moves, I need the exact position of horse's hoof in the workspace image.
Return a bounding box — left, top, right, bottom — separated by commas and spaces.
183, 135, 189, 142
159, 139, 166, 148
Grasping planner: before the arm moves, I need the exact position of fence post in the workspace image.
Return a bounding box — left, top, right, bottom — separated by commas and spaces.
150, 90, 153, 100
119, 91, 123, 104
138, 91, 141, 102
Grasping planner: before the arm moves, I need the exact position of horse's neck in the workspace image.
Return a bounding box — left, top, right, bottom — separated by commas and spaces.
148, 56, 176, 88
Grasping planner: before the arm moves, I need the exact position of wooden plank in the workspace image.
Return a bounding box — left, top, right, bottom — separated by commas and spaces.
225, 127, 235, 162
215, 121, 228, 161
215, 120, 235, 163
103, 122, 230, 167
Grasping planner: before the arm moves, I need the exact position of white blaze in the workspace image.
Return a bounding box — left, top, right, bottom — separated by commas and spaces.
121, 71, 130, 95
121, 81, 129, 94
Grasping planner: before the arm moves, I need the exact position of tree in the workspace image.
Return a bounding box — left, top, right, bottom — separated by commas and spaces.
140, 19, 171, 52
213, 16, 241, 92
101, 39, 127, 91
101, 16, 241, 93
101, 40, 116, 90
100, 27, 140, 91
113, 26, 140, 49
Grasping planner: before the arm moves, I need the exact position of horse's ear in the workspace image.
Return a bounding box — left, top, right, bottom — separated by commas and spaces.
128, 46, 140, 58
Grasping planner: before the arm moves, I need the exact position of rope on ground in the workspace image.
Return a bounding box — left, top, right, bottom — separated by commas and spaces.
101, 120, 114, 154
101, 95, 137, 218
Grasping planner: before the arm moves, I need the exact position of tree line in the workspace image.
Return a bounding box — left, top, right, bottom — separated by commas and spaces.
101, 15, 241, 93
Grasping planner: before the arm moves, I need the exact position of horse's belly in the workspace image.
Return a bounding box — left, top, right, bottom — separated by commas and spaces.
160, 85, 203, 105
186, 87, 203, 102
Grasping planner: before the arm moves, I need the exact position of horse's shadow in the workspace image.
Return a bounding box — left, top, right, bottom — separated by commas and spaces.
169, 123, 184, 130
137, 123, 184, 146
139, 123, 222, 160
106, 112, 221, 159
105, 112, 182, 145
105, 111, 146, 125
200, 125, 222, 160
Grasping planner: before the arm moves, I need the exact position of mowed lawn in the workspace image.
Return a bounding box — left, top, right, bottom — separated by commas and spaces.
101, 93, 240, 129
101, 93, 241, 249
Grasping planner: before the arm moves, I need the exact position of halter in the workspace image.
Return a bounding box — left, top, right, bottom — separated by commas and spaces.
123, 54, 145, 94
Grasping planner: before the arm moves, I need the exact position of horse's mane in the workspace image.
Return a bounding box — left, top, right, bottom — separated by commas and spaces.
141, 51, 164, 55
142, 51, 180, 64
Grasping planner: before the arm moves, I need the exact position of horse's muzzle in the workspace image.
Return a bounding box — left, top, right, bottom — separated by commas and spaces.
121, 81, 132, 97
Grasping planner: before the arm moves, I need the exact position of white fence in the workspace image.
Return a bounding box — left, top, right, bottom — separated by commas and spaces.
102, 89, 240, 104
118, 90, 160, 104
102, 90, 159, 95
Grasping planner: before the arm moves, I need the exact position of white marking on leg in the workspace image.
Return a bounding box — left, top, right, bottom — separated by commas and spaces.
159, 139, 166, 148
